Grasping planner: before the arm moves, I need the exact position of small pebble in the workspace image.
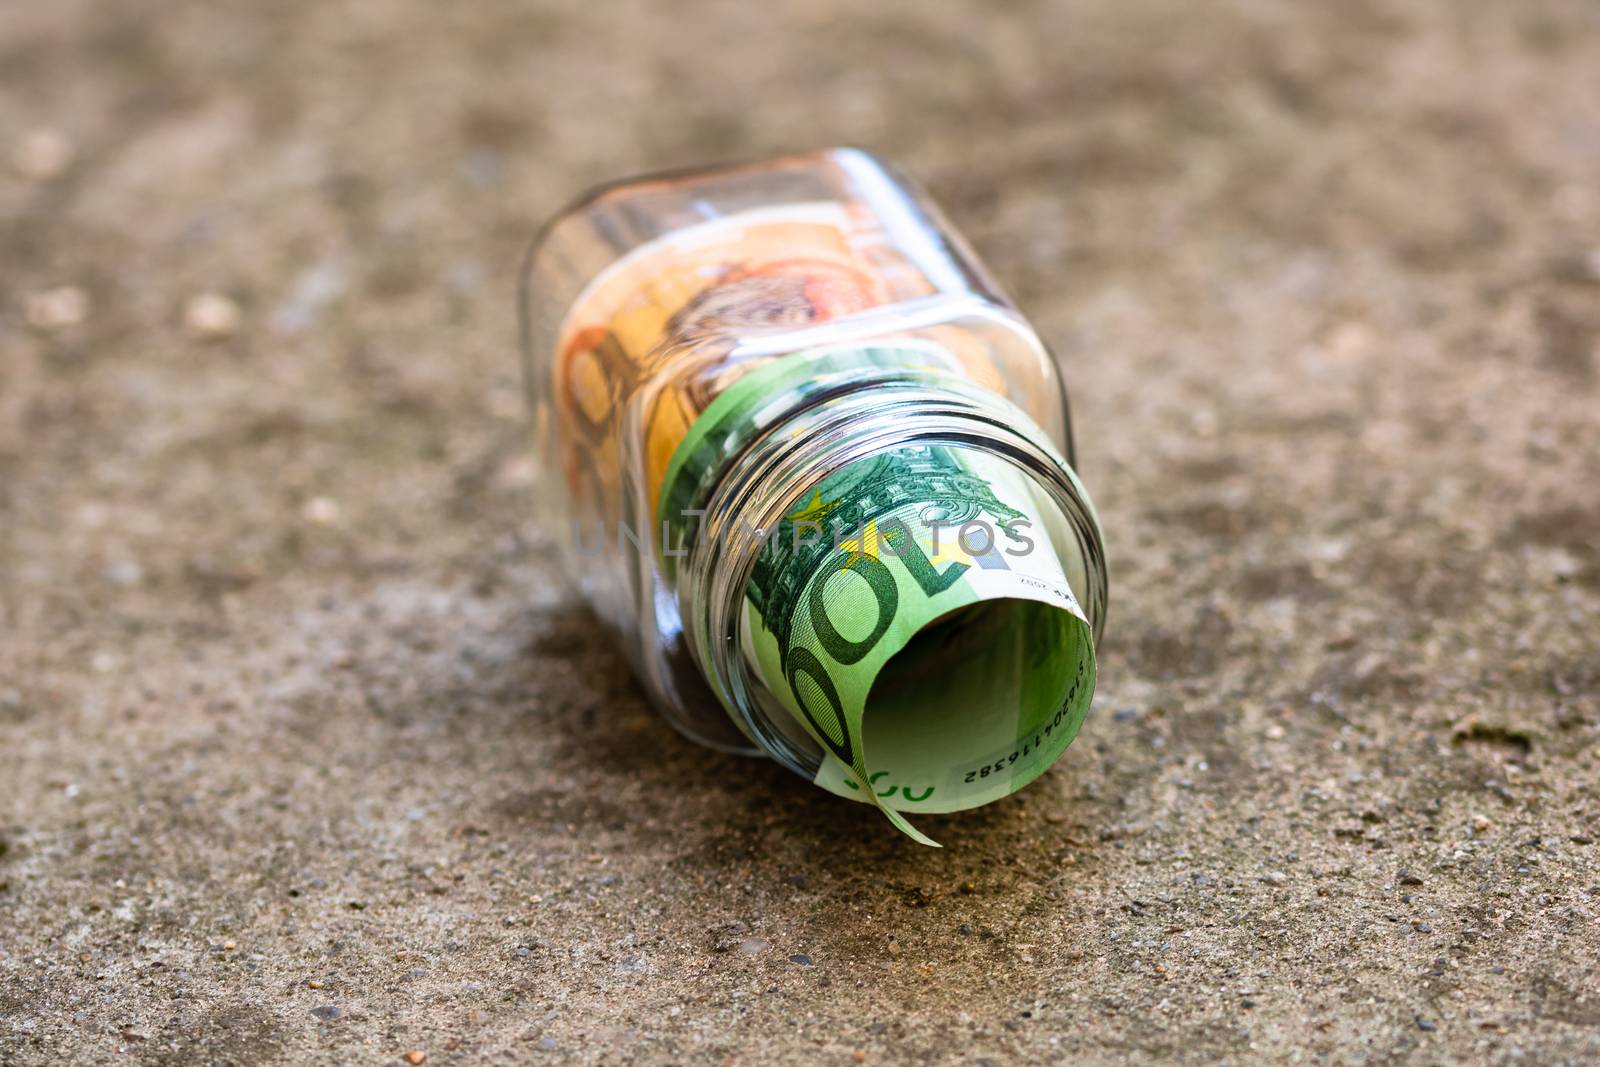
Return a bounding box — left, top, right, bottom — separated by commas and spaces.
403, 1052, 427, 1065
103, 560, 143, 587
788, 953, 814, 966
303, 496, 341, 525
738, 938, 769, 955
310, 1005, 341, 1021
11, 129, 74, 180
1416, 1017, 1437, 1032
25, 286, 89, 331
183, 292, 242, 341
1262, 870, 1288, 886
1398, 868, 1424, 886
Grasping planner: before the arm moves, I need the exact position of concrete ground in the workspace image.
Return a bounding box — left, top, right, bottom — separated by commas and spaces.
3, 0, 1599, 1063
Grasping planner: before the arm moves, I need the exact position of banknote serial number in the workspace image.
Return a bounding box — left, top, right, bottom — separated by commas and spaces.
960, 705, 1071, 783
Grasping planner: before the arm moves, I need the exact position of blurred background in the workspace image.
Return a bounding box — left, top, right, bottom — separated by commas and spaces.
3, 0, 1598, 1063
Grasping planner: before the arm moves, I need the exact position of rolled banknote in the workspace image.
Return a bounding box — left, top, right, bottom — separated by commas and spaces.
737, 440, 1094, 845
655, 343, 1096, 845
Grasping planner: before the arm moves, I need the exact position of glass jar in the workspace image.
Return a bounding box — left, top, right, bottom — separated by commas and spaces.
520, 148, 1107, 831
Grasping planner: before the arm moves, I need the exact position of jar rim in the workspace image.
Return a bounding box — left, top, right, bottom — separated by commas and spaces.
682, 379, 1109, 776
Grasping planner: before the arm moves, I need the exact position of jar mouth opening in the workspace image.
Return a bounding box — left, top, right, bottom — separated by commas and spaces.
682, 383, 1108, 777
857, 593, 1092, 813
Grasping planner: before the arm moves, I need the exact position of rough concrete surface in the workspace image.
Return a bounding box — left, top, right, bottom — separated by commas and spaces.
3, 0, 1599, 1063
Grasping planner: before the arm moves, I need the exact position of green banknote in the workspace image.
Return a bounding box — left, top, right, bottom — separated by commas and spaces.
740, 444, 1094, 845
657, 343, 1097, 845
